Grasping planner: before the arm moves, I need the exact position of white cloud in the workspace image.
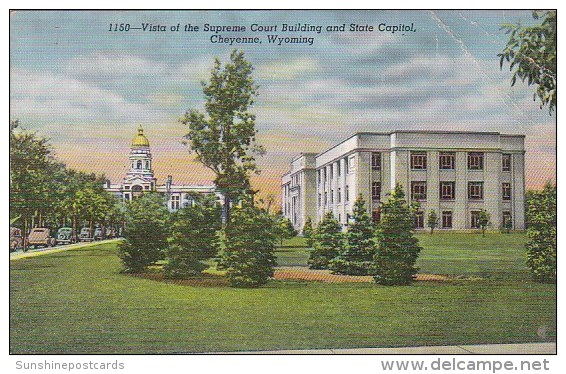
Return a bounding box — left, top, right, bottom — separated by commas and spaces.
256, 57, 320, 81
10, 68, 169, 125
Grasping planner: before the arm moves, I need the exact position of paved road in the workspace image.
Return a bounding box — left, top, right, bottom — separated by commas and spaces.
218, 342, 556, 354
9, 239, 122, 260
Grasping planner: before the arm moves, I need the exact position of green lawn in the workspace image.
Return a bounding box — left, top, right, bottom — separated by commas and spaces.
277, 232, 531, 279
10, 234, 555, 354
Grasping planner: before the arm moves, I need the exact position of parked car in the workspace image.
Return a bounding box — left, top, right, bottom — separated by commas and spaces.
79, 227, 94, 242
27, 228, 56, 248
106, 228, 116, 239
10, 227, 23, 251
93, 227, 103, 241
56, 227, 75, 245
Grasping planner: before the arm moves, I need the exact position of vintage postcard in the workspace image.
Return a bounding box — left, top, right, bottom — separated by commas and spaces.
9, 8, 556, 363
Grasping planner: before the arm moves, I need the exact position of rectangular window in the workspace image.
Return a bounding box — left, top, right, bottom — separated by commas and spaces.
171, 195, 180, 211
317, 170, 320, 184
414, 211, 424, 229
502, 211, 512, 228
344, 157, 349, 174
440, 181, 456, 200
502, 154, 511, 172
468, 152, 484, 170
318, 193, 321, 207
468, 182, 484, 200
371, 152, 382, 171
439, 152, 455, 170
324, 192, 328, 206
411, 152, 427, 170
471, 211, 481, 228
502, 183, 512, 200
372, 181, 381, 201
323, 168, 327, 183
345, 185, 349, 202
337, 161, 341, 177
337, 187, 341, 203
330, 189, 334, 204
329, 165, 333, 181
442, 211, 453, 228
411, 181, 427, 200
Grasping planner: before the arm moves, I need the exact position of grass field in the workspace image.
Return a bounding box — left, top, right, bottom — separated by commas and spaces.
10, 233, 556, 354
278, 233, 530, 279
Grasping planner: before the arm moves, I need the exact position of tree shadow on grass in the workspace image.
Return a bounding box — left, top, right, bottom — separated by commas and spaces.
128, 272, 230, 288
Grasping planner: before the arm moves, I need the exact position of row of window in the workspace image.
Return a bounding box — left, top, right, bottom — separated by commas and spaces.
318, 180, 513, 207
374, 152, 513, 171
317, 156, 355, 184
408, 152, 512, 171
414, 210, 512, 229
318, 186, 351, 207
323, 209, 512, 230
410, 181, 512, 201
316, 152, 512, 186
131, 160, 151, 170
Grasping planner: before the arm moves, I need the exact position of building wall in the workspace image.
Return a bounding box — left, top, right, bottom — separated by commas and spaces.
282, 131, 526, 231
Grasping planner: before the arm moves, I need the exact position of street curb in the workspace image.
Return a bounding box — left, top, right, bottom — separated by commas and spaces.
9, 239, 122, 261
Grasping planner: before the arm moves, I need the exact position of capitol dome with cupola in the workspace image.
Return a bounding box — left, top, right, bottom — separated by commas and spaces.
131, 125, 150, 147
103, 125, 219, 212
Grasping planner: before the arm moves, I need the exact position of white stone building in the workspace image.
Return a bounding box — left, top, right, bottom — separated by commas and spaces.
282, 131, 525, 232
104, 126, 219, 211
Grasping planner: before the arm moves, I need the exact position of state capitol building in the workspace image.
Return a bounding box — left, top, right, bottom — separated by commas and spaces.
103, 126, 219, 212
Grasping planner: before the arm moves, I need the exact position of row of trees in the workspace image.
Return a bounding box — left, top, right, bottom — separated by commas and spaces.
10, 120, 124, 247
306, 185, 423, 285
118, 193, 278, 288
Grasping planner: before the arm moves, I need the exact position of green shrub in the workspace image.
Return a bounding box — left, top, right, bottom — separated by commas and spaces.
302, 217, 314, 247
275, 215, 297, 246
222, 203, 277, 287
374, 185, 422, 285
163, 195, 221, 278
118, 193, 170, 273
308, 212, 343, 269
526, 183, 556, 283
329, 194, 375, 275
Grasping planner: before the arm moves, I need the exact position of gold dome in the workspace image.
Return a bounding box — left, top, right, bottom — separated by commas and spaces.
131, 126, 150, 147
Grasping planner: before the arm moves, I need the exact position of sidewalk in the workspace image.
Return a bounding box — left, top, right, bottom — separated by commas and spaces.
9, 239, 121, 260
221, 342, 556, 354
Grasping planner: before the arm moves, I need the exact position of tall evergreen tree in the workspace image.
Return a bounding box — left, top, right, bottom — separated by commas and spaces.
118, 193, 170, 273
526, 183, 556, 283
374, 184, 422, 285
308, 212, 343, 269
221, 203, 277, 287
163, 195, 222, 278
329, 195, 376, 275
302, 217, 314, 247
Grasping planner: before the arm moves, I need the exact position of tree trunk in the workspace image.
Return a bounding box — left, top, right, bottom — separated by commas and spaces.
222, 195, 231, 226
23, 215, 28, 252
72, 215, 77, 242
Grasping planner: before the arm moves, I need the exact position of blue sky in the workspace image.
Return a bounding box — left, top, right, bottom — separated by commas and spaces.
10, 10, 555, 197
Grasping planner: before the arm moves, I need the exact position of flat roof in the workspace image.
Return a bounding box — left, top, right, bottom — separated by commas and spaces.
315, 130, 525, 159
